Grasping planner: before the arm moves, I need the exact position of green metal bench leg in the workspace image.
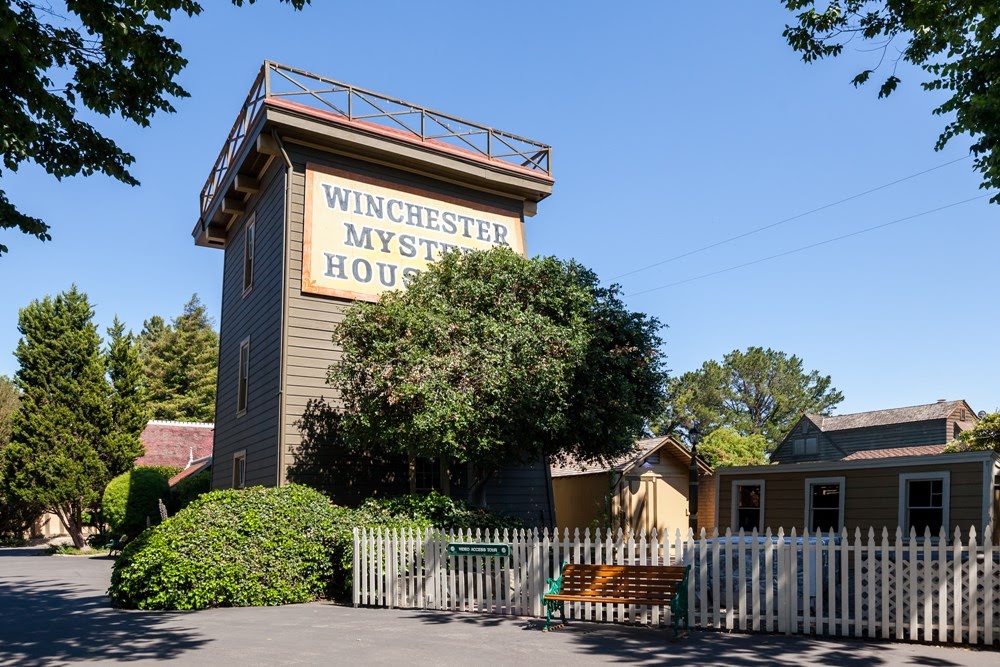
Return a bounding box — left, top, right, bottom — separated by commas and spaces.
542, 599, 566, 631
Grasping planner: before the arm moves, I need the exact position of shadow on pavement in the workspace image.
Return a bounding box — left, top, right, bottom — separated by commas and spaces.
405, 611, 964, 666
0, 578, 209, 665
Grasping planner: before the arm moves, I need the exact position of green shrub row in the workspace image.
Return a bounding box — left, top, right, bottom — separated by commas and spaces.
109, 484, 341, 610
108, 487, 523, 609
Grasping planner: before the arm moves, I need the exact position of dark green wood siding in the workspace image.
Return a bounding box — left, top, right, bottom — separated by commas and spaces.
211, 159, 285, 490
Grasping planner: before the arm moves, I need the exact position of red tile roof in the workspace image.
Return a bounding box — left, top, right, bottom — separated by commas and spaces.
841, 444, 946, 461
136, 420, 214, 468
168, 456, 212, 487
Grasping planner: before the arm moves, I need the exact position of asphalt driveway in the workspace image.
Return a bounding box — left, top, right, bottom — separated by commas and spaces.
0, 547, 995, 666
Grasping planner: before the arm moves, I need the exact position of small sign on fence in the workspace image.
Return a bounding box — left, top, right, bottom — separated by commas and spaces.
447, 542, 511, 557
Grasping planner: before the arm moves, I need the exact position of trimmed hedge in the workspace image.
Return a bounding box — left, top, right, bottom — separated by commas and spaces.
109, 484, 340, 610
172, 469, 211, 511
102, 466, 178, 538
110, 486, 526, 609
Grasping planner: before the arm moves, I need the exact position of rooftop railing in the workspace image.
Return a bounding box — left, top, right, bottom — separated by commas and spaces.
200, 62, 552, 221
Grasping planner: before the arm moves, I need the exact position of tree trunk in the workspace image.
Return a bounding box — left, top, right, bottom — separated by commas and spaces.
466, 463, 493, 507
54, 504, 88, 550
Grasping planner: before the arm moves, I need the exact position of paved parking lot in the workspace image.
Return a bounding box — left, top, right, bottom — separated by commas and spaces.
0, 547, 995, 666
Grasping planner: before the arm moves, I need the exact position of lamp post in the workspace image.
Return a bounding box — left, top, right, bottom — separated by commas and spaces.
688, 425, 701, 535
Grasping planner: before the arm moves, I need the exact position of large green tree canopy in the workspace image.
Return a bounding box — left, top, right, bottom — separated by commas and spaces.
658, 346, 843, 450
139, 295, 218, 422
0, 375, 18, 447
329, 248, 668, 504
2, 287, 146, 548
782, 1, 1000, 202
0, 0, 308, 255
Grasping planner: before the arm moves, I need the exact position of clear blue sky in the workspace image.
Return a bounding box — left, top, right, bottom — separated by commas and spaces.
2, 2, 997, 415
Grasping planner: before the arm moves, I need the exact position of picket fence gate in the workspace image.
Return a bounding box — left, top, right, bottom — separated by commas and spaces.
352, 525, 999, 646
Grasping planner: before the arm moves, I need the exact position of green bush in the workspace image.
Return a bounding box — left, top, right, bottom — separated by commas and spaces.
326, 492, 523, 600
171, 469, 211, 511
102, 467, 175, 538
360, 492, 524, 531
109, 484, 340, 610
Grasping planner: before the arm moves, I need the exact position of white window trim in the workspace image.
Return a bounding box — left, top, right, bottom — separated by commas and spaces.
233, 450, 247, 489
237, 337, 251, 417
804, 476, 845, 533
731, 479, 765, 533
243, 214, 256, 297
898, 471, 950, 536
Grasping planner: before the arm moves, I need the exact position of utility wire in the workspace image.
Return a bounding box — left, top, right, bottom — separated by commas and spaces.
627, 193, 989, 297
612, 155, 971, 280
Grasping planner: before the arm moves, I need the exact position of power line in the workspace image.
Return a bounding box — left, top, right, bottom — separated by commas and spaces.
612, 155, 971, 280
627, 193, 989, 297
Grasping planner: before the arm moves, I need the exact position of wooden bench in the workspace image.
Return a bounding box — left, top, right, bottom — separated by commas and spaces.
542, 563, 689, 635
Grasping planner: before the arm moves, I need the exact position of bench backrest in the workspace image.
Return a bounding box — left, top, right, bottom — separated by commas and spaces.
559, 564, 686, 602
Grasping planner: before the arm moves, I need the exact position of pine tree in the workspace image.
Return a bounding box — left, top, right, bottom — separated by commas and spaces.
106, 318, 149, 475
139, 295, 218, 422
3, 287, 112, 548
138, 315, 169, 415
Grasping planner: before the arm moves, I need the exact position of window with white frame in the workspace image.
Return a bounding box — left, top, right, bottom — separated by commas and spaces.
233, 451, 247, 489
805, 477, 844, 533
732, 480, 764, 532
243, 215, 255, 295
899, 472, 950, 536
237, 338, 250, 415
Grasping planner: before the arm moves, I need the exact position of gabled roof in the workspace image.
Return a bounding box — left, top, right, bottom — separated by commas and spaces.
168, 456, 212, 487
136, 420, 215, 468
550, 436, 710, 478
804, 400, 975, 432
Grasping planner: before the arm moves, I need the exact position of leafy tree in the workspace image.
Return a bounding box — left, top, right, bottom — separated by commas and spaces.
0, 0, 309, 255
697, 427, 769, 468
0, 375, 18, 447
781, 1, 1000, 203
139, 295, 218, 422
329, 248, 667, 506
106, 318, 149, 474
658, 346, 843, 449
0, 375, 38, 541
945, 411, 1000, 452
3, 287, 113, 548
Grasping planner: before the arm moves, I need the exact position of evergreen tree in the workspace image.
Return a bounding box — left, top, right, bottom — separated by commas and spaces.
657, 347, 843, 451
139, 296, 218, 422
138, 315, 169, 409
106, 318, 149, 475
0, 375, 18, 448
3, 287, 112, 548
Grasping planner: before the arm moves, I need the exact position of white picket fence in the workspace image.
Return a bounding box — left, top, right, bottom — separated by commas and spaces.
352, 525, 999, 645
